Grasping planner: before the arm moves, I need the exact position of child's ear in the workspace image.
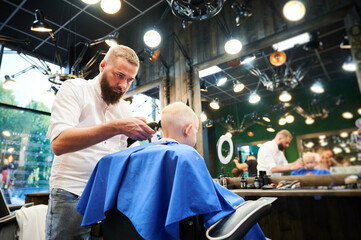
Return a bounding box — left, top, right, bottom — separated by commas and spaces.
184, 123, 192, 136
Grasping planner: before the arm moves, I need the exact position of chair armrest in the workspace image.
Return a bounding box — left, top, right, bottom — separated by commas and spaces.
8, 202, 34, 211
206, 197, 277, 240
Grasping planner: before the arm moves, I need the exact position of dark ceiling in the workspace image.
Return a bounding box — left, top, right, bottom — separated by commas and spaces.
0, 0, 358, 108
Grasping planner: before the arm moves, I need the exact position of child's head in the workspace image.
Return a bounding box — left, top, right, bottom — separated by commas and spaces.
161, 102, 199, 147
303, 152, 316, 170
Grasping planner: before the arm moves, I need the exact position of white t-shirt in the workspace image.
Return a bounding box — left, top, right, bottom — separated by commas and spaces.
256, 140, 288, 176
46, 76, 132, 196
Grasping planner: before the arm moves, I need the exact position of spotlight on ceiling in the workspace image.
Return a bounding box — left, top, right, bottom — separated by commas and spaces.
101, 0, 121, 14
200, 81, 208, 92
248, 92, 261, 104
283, 0, 306, 22
342, 111, 353, 119
216, 77, 227, 87
144, 29, 161, 48
82, 0, 100, 4
269, 51, 287, 66
233, 80, 245, 92
262, 114, 271, 122
342, 57, 356, 71
231, 1, 253, 26
340, 35, 351, 49
279, 90, 292, 102
224, 38, 242, 55
278, 117, 286, 126
210, 98, 220, 110
201, 112, 208, 122
272, 32, 311, 51
225, 132, 233, 138
3, 75, 17, 90
358, 108, 361, 115
241, 53, 256, 64
285, 114, 295, 123
305, 117, 314, 125
30, 9, 52, 32
310, 81, 324, 94
266, 126, 275, 132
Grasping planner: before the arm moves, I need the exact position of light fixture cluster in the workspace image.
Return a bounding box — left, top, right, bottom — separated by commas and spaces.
82, 0, 121, 14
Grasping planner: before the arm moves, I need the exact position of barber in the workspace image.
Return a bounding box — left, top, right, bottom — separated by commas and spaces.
257, 129, 303, 176
45, 45, 155, 240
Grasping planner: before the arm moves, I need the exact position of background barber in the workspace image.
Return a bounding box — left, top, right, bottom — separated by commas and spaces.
257, 129, 303, 176
45, 44, 155, 240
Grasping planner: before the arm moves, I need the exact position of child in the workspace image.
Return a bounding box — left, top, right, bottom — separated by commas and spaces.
291, 152, 331, 175
77, 102, 266, 240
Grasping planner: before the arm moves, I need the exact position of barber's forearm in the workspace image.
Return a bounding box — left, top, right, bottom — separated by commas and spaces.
270, 164, 293, 173
51, 122, 118, 156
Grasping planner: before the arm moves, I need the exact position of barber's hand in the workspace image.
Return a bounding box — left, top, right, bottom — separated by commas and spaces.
292, 158, 304, 170
116, 117, 155, 140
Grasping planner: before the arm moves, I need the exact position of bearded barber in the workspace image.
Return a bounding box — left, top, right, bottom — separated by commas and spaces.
45, 45, 155, 240
257, 129, 303, 176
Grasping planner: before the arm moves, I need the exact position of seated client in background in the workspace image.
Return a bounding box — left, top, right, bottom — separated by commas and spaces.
291, 152, 331, 176
77, 102, 266, 240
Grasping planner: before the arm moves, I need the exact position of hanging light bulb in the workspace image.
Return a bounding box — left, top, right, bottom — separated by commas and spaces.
285, 114, 295, 123
248, 92, 260, 104
283, 0, 306, 22
342, 111, 353, 119
224, 38, 242, 55
279, 91, 292, 102
305, 117, 314, 125
82, 0, 100, 4
209, 98, 220, 110
101, 0, 121, 14
310, 81, 324, 94
200, 112, 207, 122
233, 80, 245, 92
144, 29, 161, 48
279, 117, 286, 125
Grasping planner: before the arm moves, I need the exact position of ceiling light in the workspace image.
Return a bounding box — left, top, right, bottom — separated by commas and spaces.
320, 141, 328, 147
344, 147, 351, 154
200, 112, 207, 122
206, 120, 214, 128
270, 51, 287, 66
272, 32, 311, 51
340, 35, 351, 49
279, 91, 292, 102
3, 75, 17, 90
305, 141, 314, 148
224, 38, 242, 55
262, 115, 271, 122
358, 108, 361, 115
101, 0, 121, 14
200, 81, 208, 92
283, 1, 306, 22
216, 77, 227, 87
30, 9, 52, 32
2, 130, 11, 137
210, 98, 220, 110
342, 58, 356, 71
279, 117, 286, 125
285, 114, 295, 123
225, 132, 233, 138
241, 54, 256, 64
305, 117, 314, 125
248, 92, 260, 104
247, 130, 254, 137
350, 157, 356, 162
144, 29, 161, 48
266, 126, 275, 132
333, 147, 342, 154
233, 80, 245, 92
342, 111, 353, 119
104, 32, 119, 47
340, 132, 349, 138
198, 66, 221, 78
318, 135, 326, 140
82, 0, 100, 4
310, 81, 324, 94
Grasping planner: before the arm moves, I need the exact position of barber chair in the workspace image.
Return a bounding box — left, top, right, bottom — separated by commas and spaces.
101, 197, 276, 240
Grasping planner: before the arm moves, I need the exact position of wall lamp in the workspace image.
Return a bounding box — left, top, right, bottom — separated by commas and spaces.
3, 65, 37, 90
30, 9, 63, 70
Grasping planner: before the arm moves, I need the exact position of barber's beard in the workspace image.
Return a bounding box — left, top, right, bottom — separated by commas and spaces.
278, 143, 285, 151
100, 75, 125, 105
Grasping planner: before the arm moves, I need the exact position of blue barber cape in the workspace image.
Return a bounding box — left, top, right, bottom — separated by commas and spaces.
77, 141, 265, 240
